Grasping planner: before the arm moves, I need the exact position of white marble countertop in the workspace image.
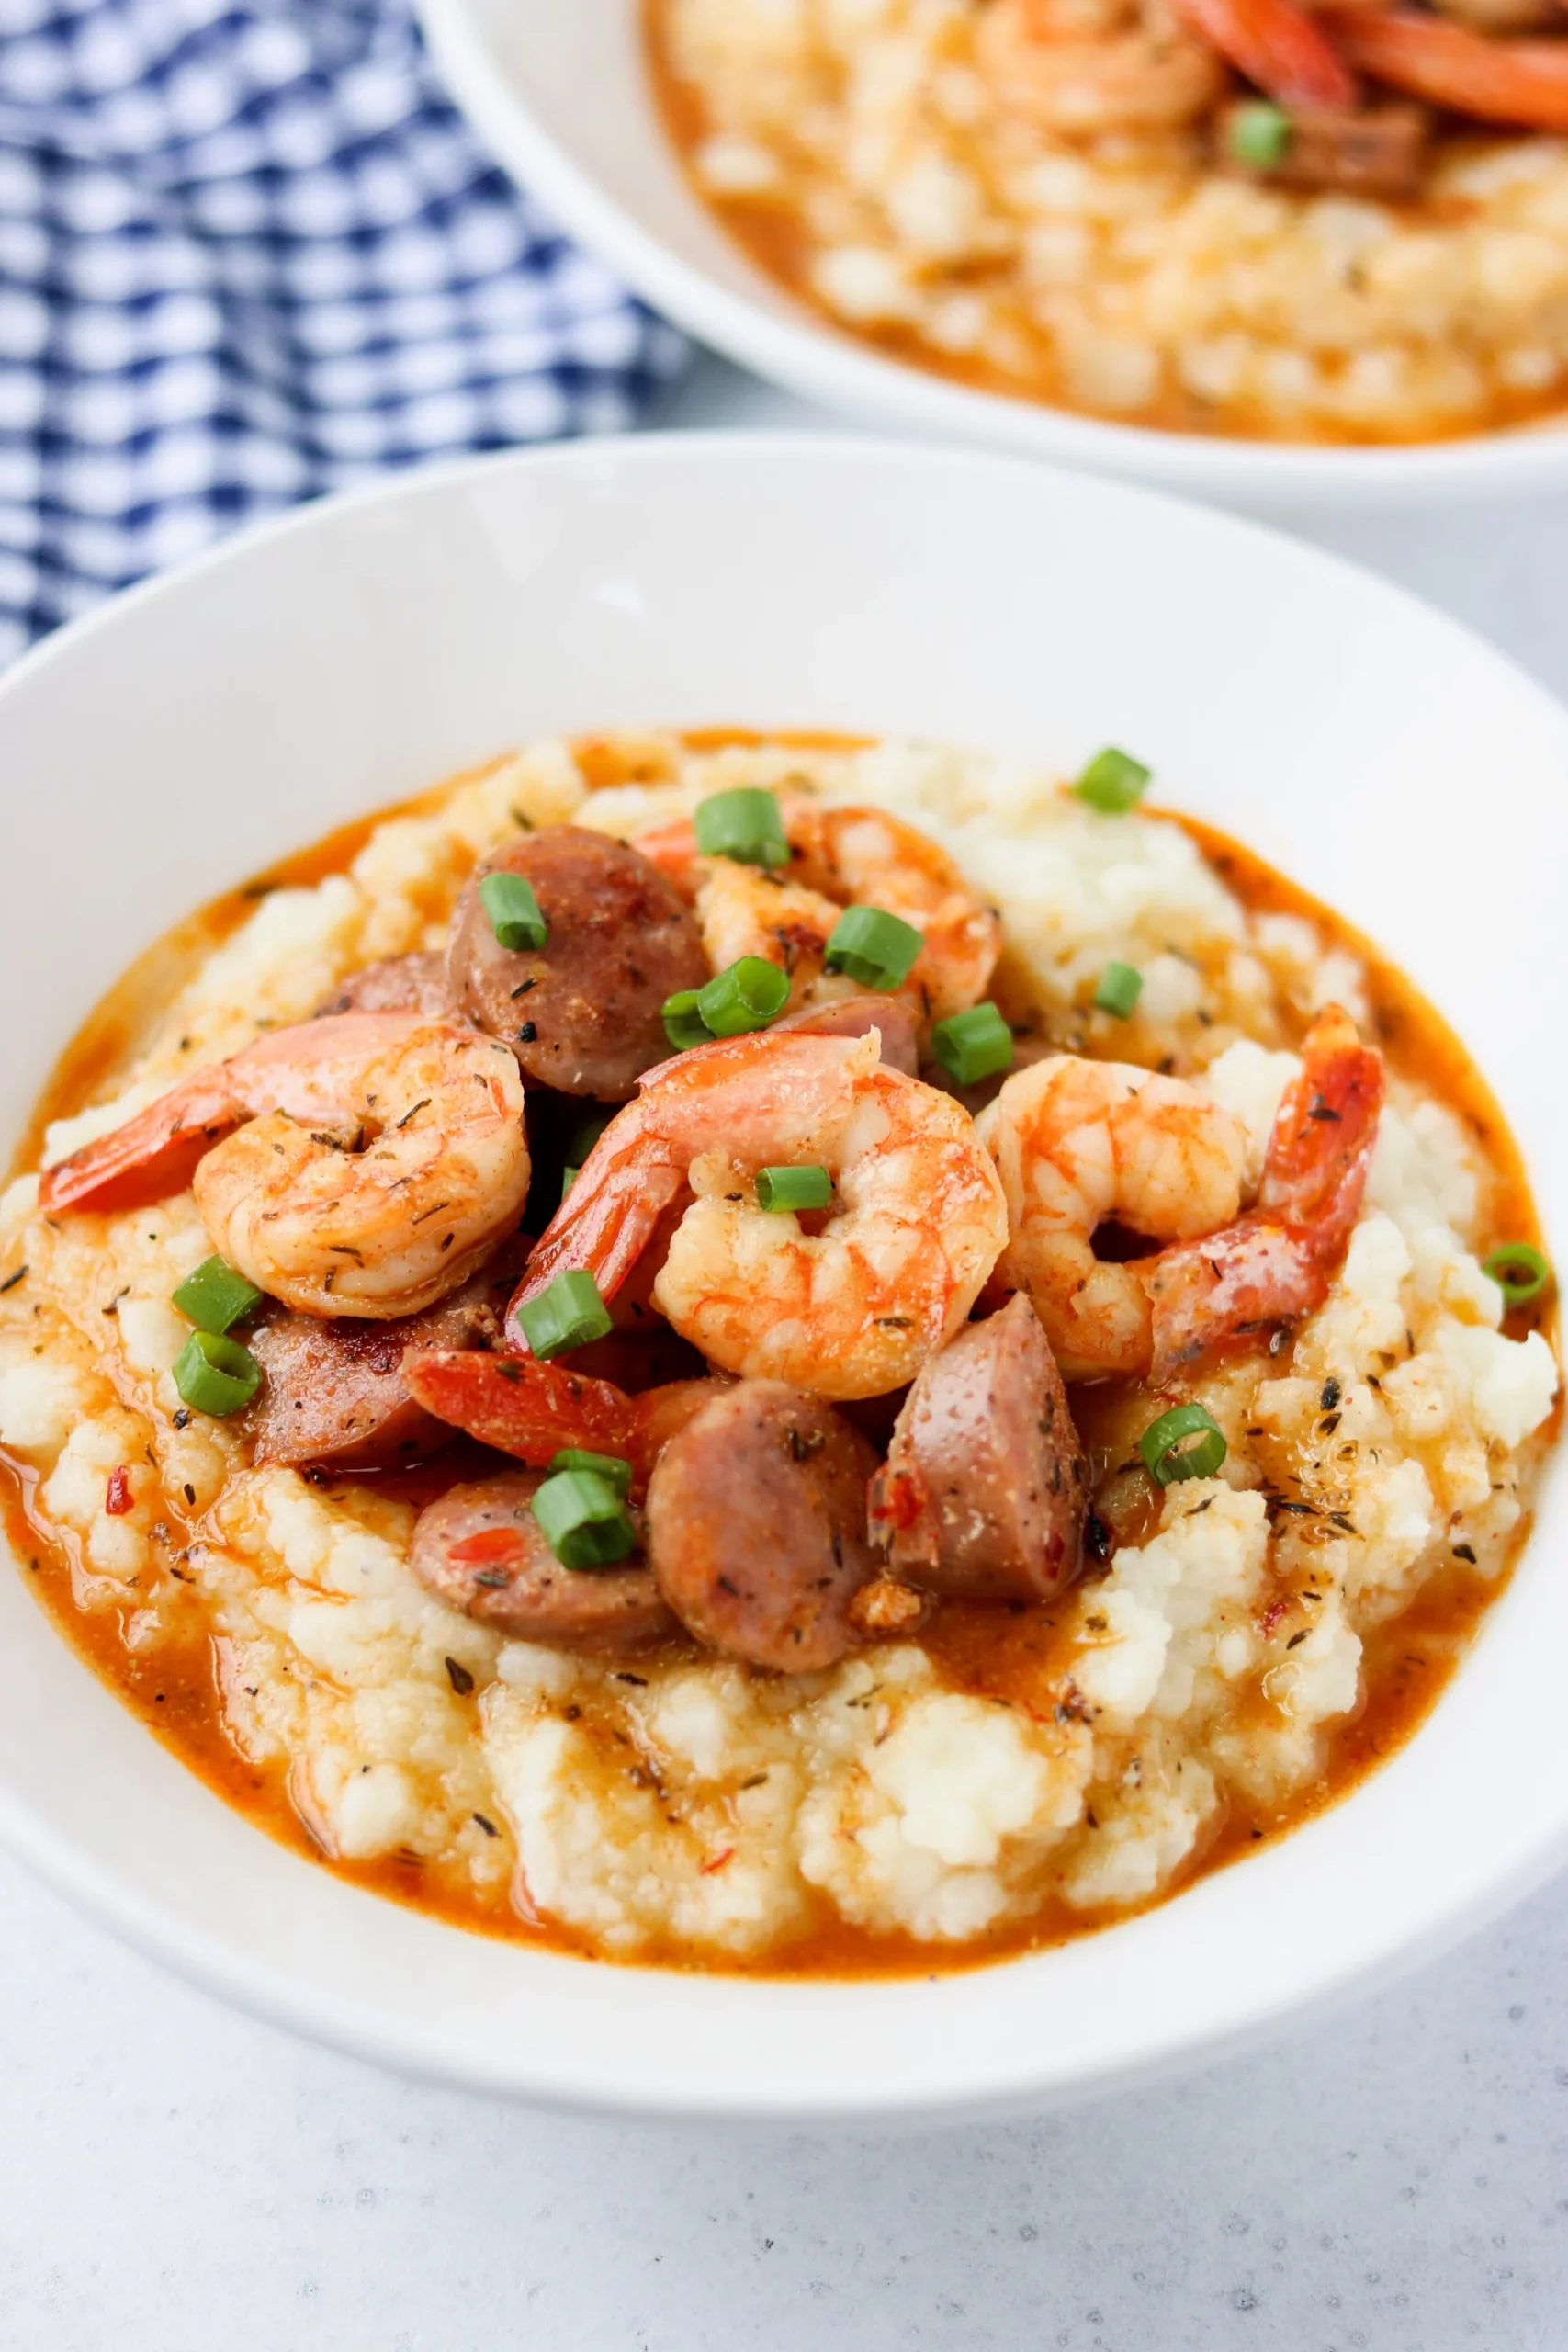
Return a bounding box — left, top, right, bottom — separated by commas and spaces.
6, 349, 1568, 2352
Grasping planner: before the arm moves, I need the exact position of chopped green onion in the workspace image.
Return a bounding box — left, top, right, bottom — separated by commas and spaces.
173, 1329, 261, 1418
479, 870, 547, 952
823, 906, 923, 991
694, 787, 789, 869
517, 1268, 615, 1360
531, 1469, 637, 1570
547, 1448, 635, 1498
1093, 961, 1144, 1021
1228, 101, 1293, 168
661, 989, 712, 1052
930, 1002, 1014, 1087
695, 956, 790, 1037
756, 1164, 833, 1213
1482, 1242, 1552, 1306
172, 1254, 263, 1334
1075, 748, 1151, 814
1140, 1403, 1226, 1487
560, 1165, 581, 1203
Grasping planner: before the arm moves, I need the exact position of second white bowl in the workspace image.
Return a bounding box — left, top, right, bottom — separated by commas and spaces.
419, 0, 1568, 510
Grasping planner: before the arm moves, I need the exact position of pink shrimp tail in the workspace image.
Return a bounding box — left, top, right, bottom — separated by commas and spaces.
1146, 1006, 1383, 1376
1171, 0, 1357, 110
37, 1012, 432, 1217
39, 1072, 252, 1215
506, 1147, 686, 1351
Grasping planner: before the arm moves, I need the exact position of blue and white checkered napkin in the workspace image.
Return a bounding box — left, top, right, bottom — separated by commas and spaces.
0, 0, 688, 667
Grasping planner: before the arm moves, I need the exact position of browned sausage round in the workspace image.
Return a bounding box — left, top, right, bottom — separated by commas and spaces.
409, 1471, 679, 1650
244, 1251, 515, 1470
315, 953, 458, 1020
446, 829, 708, 1098
645, 1381, 879, 1669
869, 1293, 1088, 1602
769, 993, 920, 1076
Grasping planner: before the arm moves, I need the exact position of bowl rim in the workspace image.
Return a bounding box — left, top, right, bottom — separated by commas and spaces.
2, 430, 1566, 2124
414, 0, 1568, 508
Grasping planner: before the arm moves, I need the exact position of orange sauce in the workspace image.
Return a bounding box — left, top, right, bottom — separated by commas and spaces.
641, 0, 1568, 448
0, 741, 1555, 1978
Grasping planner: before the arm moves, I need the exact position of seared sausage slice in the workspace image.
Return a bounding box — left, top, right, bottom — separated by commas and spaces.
645, 1381, 879, 1669
447, 828, 708, 1098
769, 993, 919, 1076
869, 1294, 1088, 1602
625, 1377, 737, 1487
410, 1472, 678, 1649
316, 953, 458, 1020
245, 1267, 506, 1470
1218, 101, 1428, 198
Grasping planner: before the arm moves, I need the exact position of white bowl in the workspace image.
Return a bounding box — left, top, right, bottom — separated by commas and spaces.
417, 0, 1568, 511
1, 435, 1564, 2123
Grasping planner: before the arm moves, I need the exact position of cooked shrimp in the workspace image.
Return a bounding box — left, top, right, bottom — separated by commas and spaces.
512, 1028, 1010, 1400
637, 797, 1000, 1027
976, 0, 1229, 132
978, 1056, 1251, 1379
1324, 10, 1568, 129
981, 1006, 1382, 1379
1169, 0, 1358, 109
1145, 1005, 1382, 1375
40, 1013, 530, 1319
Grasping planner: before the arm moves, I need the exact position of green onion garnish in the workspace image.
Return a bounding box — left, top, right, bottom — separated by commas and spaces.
172, 1254, 263, 1334
530, 1469, 637, 1570
695, 956, 790, 1037
1093, 961, 1144, 1021
479, 870, 547, 952
1228, 101, 1293, 168
173, 1329, 261, 1418
1075, 748, 1151, 814
1482, 1242, 1551, 1306
823, 906, 923, 991
547, 1447, 635, 1498
516, 1268, 615, 1360
930, 1002, 1013, 1087
661, 989, 712, 1052
1140, 1403, 1226, 1487
756, 1164, 833, 1213
694, 787, 789, 869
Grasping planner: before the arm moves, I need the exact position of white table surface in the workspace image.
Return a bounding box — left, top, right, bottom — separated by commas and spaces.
6, 348, 1568, 2352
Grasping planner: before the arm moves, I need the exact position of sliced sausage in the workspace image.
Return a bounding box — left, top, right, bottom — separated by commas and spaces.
645, 1381, 879, 1669
244, 1251, 516, 1470
625, 1377, 737, 1487
315, 953, 458, 1020
1218, 101, 1428, 198
409, 1471, 678, 1650
869, 1294, 1088, 1602
446, 828, 708, 1098
770, 994, 919, 1076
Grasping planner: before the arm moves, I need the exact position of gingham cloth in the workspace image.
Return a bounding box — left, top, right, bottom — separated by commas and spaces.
0, 0, 688, 667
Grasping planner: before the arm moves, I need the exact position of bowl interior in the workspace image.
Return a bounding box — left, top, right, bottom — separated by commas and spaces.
418, 0, 1568, 504
1, 435, 1565, 2120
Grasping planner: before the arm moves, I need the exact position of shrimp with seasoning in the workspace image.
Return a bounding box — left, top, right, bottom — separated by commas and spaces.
39, 1012, 530, 1319
980, 1005, 1382, 1379
978, 1054, 1251, 1379
976, 0, 1229, 132
637, 797, 1000, 1027
511, 1027, 1010, 1400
